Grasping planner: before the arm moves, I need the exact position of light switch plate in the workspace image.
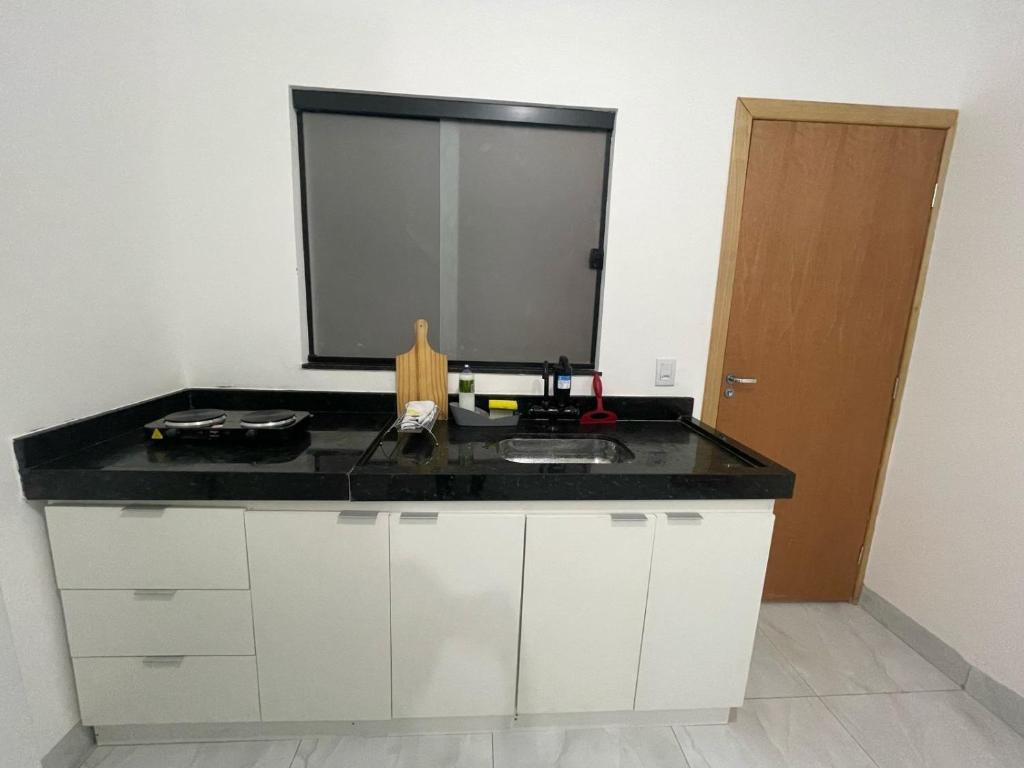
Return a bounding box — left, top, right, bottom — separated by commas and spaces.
655, 358, 676, 387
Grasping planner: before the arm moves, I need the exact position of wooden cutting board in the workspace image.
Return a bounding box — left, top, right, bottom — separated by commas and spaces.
395, 319, 448, 420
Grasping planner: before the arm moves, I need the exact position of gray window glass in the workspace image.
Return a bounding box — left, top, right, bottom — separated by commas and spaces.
301, 111, 608, 365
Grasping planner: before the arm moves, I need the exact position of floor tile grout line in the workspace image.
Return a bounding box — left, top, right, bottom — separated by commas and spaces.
286, 738, 302, 768
756, 615, 820, 695
820, 688, 962, 699
850, 603, 959, 692
819, 694, 884, 768
668, 723, 694, 768
490, 730, 495, 768
758, 605, 938, 767
760, 604, 957, 698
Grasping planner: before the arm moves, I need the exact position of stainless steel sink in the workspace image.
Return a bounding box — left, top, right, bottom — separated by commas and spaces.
497, 436, 635, 464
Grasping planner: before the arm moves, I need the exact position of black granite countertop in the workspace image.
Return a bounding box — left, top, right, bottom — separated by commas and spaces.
351, 418, 792, 501
14, 389, 794, 502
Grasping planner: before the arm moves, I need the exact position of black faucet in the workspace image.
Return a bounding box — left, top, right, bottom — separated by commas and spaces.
528, 357, 580, 424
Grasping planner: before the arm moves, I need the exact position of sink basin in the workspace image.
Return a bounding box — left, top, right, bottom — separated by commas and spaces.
497, 436, 635, 464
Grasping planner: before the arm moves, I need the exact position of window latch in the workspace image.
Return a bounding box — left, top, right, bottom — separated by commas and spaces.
588, 248, 604, 270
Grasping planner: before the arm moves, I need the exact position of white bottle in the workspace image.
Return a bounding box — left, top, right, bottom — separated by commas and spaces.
458, 365, 476, 411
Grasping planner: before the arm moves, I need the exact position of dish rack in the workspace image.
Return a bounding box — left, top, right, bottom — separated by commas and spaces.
385, 404, 440, 446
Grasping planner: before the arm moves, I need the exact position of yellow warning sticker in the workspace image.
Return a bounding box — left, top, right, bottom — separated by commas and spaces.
151, 429, 163, 440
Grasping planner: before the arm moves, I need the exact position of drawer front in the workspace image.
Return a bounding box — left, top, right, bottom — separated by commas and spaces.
46, 506, 248, 589
73, 656, 259, 725
63, 590, 255, 657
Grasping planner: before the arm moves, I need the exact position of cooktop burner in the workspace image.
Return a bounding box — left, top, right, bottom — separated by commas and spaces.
163, 409, 227, 428
145, 409, 311, 442
240, 409, 297, 428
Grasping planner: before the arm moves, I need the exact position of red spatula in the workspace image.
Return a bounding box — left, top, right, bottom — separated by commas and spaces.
580, 373, 617, 425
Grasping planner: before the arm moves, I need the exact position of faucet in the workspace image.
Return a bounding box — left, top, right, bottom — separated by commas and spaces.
528, 357, 580, 424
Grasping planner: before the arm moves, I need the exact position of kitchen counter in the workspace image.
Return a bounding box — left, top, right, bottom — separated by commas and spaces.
14, 388, 794, 502
28, 388, 792, 738
352, 418, 791, 501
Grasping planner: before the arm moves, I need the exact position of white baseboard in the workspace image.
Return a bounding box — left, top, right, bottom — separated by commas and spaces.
965, 666, 1024, 740
859, 587, 969, 685
860, 586, 1024, 739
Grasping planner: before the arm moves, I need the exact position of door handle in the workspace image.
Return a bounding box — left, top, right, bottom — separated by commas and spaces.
726, 374, 758, 385
610, 512, 647, 523
133, 590, 177, 599
142, 656, 184, 666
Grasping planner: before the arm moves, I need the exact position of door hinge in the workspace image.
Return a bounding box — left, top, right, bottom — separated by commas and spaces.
892, 375, 900, 400
857, 545, 865, 565
588, 248, 604, 270
931, 183, 938, 208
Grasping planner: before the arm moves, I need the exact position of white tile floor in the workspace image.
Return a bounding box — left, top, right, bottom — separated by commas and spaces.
81, 603, 1024, 768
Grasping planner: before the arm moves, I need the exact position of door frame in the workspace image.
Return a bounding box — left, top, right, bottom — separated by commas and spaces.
701, 97, 958, 601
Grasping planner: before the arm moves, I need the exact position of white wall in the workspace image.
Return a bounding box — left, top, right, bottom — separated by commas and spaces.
0, 584, 39, 768
2, 0, 1022, 756
865, 3, 1024, 697
149, 0, 1024, 700
155, 0, 983, 401
0, 1, 187, 758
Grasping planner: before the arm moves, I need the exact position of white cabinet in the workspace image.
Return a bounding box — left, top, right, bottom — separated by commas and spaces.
46, 505, 248, 589
62, 589, 254, 657
73, 656, 259, 725
517, 513, 655, 714
246, 510, 391, 722
48, 501, 775, 731
635, 510, 774, 710
390, 512, 524, 718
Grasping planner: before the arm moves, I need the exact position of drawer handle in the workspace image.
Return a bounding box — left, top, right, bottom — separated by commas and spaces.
133, 590, 177, 599
142, 656, 184, 666
338, 510, 379, 521
610, 513, 647, 522
400, 511, 439, 521
667, 512, 704, 522
120, 505, 167, 517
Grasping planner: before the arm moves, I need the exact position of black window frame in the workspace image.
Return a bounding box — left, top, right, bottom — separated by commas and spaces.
293, 87, 615, 375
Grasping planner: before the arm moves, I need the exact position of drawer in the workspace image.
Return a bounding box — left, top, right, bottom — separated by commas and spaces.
62, 590, 255, 657
73, 656, 260, 725
46, 505, 248, 589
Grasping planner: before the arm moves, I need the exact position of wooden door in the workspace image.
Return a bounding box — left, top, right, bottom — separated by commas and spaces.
716, 118, 946, 601
246, 510, 391, 721
635, 510, 773, 710
517, 513, 654, 714
390, 512, 524, 718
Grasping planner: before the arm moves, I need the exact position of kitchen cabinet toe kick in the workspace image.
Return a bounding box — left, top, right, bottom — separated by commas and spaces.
93, 708, 733, 745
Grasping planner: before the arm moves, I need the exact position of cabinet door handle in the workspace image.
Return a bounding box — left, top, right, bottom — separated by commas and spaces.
142, 656, 184, 665
338, 510, 379, 520
666, 512, 704, 522
610, 513, 647, 522
133, 589, 177, 598
400, 511, 439, 521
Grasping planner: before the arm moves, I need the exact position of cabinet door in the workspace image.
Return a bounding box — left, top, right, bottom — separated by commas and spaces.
246, 510, 391, 721
635, 510, 774, 711
390, 512, 524, 718
517, 513, 655, 714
